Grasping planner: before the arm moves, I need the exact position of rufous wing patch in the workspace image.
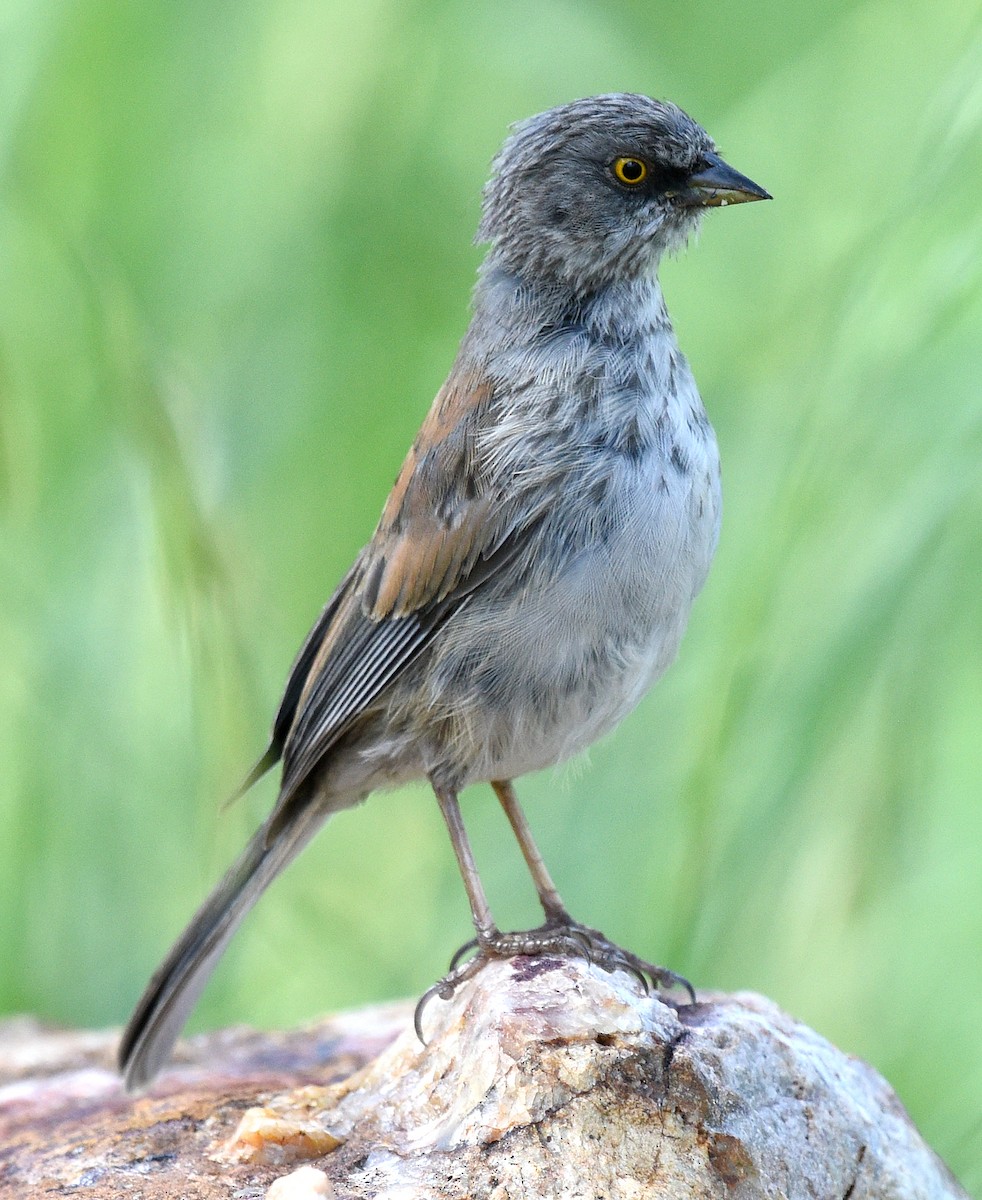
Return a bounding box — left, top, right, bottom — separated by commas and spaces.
364, 368, 496, 619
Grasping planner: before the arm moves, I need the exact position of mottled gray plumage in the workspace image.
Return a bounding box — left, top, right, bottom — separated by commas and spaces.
120, 93, 769, 1090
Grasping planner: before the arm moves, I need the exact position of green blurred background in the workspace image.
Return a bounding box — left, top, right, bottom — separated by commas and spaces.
2, 0, 980, 1187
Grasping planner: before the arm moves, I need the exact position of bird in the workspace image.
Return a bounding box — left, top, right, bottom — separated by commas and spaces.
119, 92, 770, 1091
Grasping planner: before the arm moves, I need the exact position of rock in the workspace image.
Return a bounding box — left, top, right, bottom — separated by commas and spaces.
266, 1164, 335, 1199
0, 960, 967, 1198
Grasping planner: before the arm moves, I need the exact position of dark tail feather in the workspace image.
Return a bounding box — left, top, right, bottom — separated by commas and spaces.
118, 803, 326, 1091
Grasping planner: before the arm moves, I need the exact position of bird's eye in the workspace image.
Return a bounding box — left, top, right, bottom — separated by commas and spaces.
612, 157, 648, 186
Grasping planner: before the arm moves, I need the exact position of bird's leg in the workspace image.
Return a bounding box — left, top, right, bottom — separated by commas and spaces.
428, 781, 587, 962
491, 779, 570, 924
437, 778, 589, 967
416, 779, 592, 1039
491, 779, 692, 998
416, 779, 696, 1041
442, 779, 580, 974
432, 781, 497, 943
416, 782, 499, 1038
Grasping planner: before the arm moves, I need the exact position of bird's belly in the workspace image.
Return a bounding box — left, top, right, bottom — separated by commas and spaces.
417, 460, 720, 785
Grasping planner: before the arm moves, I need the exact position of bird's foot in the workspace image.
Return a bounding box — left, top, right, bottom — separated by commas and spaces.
414, 918, 694, 1041
550, 918, 696, 1004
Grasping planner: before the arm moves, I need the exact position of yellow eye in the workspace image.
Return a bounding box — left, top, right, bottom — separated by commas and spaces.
612, 157, 648, 186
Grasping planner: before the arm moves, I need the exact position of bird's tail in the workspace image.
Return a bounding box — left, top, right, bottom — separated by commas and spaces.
118, 799, 327, 1091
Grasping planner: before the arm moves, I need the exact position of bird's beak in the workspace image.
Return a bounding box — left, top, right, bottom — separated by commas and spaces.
677, 153, 771, 207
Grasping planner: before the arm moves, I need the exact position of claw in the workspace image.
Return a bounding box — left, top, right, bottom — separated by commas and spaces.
568, 927, 595, 961
414, 981, 445, 1043
624, 961, 650, 993
657, 968, 696, 1005
448, 937, 479, 973
414, 947, 491, 1042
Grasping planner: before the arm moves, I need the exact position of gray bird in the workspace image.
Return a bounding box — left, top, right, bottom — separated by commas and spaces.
119, 92, 769, 1091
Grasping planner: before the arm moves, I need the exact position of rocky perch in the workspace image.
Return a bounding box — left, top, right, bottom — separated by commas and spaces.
0, 958, 968, 1198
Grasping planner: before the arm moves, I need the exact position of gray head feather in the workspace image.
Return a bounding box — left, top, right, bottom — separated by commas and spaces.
478, 94, 717, 295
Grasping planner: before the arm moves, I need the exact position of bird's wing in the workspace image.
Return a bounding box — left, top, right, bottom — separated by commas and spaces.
253, 365, 542, 819
232, 561, 361, 799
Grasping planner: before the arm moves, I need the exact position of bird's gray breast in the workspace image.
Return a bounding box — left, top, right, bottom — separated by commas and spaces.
422, 290, 722, 783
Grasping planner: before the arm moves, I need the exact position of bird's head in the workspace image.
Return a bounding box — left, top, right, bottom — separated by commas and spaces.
479, 93, 770, 294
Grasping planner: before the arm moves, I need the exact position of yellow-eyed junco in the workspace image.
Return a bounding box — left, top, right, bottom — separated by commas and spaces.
120, 92, 769, 1090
